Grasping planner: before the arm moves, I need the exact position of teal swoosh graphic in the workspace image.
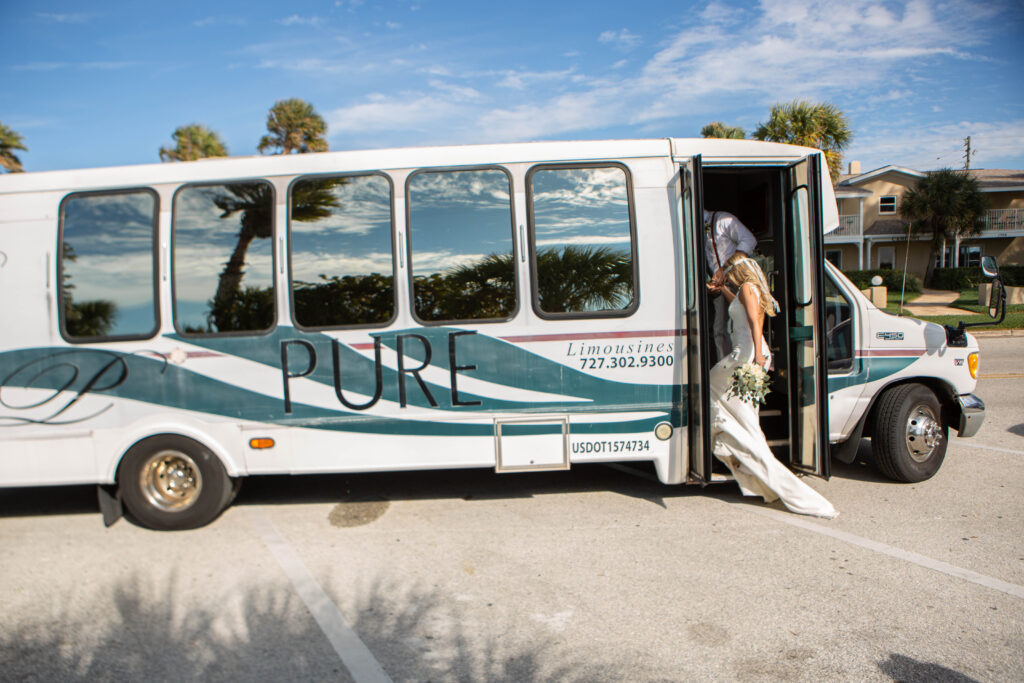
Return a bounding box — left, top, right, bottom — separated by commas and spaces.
2, 333, 682, 436
168, 326, 681, 412
827, 356, 917, 394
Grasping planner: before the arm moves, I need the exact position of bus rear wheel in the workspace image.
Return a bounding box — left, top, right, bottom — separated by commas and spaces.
871, 383, 947, 483
119, 435, 232, 530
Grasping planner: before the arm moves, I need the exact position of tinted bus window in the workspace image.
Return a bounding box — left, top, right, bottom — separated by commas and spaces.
407, 168, 516, 322
289, 174, 395, 328
528, 165, 636, 316
59, 189, 159, 340
173, 181, 275, 334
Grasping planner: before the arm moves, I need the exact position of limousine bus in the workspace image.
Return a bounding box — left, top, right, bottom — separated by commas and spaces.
0, 138, 996, 529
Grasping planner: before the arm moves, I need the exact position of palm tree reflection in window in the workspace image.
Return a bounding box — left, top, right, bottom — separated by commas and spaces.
62, 242, 117, 338
178, 179, 345, 333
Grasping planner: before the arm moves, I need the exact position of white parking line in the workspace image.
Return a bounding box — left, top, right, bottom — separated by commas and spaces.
955, 441, 1024, 456
747, 507, 1024, 599
247, 508, 393, 683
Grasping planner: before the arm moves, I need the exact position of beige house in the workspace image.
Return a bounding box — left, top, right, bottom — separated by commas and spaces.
826, 164, 1024, 277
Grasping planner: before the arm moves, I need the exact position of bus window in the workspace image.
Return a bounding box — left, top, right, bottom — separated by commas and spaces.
407, 168, 516, 323
289, 174, 396, 328
824, 274, 853, 372
173, 181, 276, 335
59, 189, 159, 341
527, 164, 636, 316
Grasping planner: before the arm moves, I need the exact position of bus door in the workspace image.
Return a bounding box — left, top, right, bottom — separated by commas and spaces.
784, 154, 830, 478
679, 155, 713, 483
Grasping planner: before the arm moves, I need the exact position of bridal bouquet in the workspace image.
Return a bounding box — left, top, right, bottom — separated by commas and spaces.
727, 362, 771, 405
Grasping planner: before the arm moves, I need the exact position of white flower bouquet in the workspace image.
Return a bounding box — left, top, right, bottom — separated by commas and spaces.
727, 362, 771, 405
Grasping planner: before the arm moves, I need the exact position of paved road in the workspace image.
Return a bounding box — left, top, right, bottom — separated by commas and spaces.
2, 337, 1022, 682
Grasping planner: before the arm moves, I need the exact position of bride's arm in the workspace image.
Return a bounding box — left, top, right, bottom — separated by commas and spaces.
738, 283, 767, 367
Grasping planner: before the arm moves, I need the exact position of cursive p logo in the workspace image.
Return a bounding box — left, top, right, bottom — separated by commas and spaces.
0, 350, 130, 426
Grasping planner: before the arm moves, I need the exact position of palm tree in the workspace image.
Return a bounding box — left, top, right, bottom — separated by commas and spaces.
0, 121, 28, 173
536, 246, 634, 313
753, 100, 852, 180
205, 177, 344, 331
258, 99, 329, 155
159, 124, 228, 162
899, 169, 988, 286
701, 122, 746, 139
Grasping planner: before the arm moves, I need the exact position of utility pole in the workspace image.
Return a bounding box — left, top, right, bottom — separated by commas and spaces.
963, 136, 975, 170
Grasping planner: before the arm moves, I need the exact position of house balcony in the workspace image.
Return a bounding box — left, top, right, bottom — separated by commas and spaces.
981, 208, 1024, 235
824, 214, 861, 242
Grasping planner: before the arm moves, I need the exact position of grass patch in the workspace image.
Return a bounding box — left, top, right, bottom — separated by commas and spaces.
911, 311, 1024, 330
877, 288, 1024, 329
881, 291, 920, 316
877, 287, 1024, 329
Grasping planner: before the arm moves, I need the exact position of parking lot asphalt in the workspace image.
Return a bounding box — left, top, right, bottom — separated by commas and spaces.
1, 337, 1022, 682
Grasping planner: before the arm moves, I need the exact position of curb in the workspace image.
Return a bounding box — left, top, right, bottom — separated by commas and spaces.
973, 329, 1024, 337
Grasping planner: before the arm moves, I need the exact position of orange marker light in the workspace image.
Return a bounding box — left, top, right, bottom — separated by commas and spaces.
968, 353, 979, 379
249, 437, 275, 449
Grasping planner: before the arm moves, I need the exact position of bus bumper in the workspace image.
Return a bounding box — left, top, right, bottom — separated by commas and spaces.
956, 394, 985, 438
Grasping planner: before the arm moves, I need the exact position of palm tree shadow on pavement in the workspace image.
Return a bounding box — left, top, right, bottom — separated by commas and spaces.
0, 571, 632, 682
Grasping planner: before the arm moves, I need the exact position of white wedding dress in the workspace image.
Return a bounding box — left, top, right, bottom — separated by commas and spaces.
709, 284, 838, 518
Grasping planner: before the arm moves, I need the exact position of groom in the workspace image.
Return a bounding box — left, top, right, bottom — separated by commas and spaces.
704, 209, 757, 360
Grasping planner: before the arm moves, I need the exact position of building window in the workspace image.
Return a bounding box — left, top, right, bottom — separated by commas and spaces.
958, 244, 982, 268
59, 189, 159, 341
407, 168, 516, 323
289, 173, 396, 329
173, 181, 276, 335
934, 245, 955, 269
879, 196, 897, 214
824, 249, 842, 269
527, 164, 637, 317
876, 245, 895, 270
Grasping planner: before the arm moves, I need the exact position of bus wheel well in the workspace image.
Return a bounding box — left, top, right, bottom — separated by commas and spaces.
116, 433, 233, 531
862, 377, 958, 440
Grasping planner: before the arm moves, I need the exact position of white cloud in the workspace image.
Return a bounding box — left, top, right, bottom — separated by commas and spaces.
329, 93, 464, 134
194, 16, 246, 28
280, 15, 326, 27
302, 0, 1014, 169
598, 29, 641, 51
493, 68, 576, 90
847, 119, 1024, 171
36, 12, 93, 23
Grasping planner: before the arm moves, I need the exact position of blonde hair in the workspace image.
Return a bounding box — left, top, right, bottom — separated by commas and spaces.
725, 254, 778, 317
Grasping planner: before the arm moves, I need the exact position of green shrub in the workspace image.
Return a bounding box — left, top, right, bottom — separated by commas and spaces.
998, 265, 1024, 287
930, 265, 1024, 289
840, 269, 922, 293
930, 267, 980, 290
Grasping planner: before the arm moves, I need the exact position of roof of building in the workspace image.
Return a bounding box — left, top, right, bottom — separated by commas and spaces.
967, 169, 1024, 190
836, 166, 1024, 192
864, 218, 907, 236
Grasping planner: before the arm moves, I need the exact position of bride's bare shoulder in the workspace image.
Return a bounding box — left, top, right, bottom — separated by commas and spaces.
736, 281, 759, 299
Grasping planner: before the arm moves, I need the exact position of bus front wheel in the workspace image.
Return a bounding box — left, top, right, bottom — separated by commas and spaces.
871, 383, 948, 483
118, 435, 232, 530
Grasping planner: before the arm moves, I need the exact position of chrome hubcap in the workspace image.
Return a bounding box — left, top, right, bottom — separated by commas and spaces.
906, 405, 942, 462
140, 450, 202, 512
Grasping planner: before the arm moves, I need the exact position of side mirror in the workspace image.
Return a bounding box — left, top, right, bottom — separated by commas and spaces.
981, 255, 999, 278
988, 276, 1006, 320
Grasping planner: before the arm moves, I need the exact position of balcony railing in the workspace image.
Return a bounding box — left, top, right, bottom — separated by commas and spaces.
825, 214, 861, 241
982, 208, 1024, 233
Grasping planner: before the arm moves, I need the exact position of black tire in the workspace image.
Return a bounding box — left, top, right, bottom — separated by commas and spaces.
118, 434, 231, 530
871, 384, 948, 483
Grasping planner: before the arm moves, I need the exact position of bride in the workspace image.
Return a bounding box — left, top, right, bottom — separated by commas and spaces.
707, 254, 837, 518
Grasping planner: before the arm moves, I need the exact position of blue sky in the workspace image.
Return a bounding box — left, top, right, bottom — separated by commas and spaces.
2, 0, 1023, 174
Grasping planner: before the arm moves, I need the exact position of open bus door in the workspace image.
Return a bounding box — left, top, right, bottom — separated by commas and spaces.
784, 154, 830, 478
679, 155, 713, 483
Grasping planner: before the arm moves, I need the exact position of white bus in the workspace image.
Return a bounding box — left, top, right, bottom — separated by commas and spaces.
0, 139, 1000, 529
